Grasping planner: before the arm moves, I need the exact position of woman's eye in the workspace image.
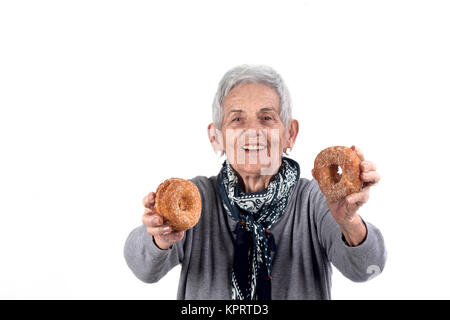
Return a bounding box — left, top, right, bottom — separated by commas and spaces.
263, 116, 272, 121
232, 117, 241, 122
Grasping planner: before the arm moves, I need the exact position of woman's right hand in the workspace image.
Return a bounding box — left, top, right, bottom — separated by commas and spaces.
141, 192, 185, 250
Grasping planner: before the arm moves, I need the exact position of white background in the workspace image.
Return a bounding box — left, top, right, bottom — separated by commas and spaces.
1, 0, 449, 299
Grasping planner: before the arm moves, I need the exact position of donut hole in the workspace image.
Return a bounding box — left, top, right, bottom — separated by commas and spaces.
329, 164, 342, 184
178, 197, 188, 211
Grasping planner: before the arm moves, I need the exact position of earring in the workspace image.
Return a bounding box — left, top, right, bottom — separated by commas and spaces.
216, 149, 224, 157
284, 147, 291, 155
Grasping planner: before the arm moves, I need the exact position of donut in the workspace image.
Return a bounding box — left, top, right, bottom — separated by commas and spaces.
154, 178, 202, 231
312, 146, 363, 201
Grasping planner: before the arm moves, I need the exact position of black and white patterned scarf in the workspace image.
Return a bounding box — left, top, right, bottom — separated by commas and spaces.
216, 156, 300, 300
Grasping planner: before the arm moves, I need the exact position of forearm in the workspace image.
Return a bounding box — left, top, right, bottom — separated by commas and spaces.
333, 219, 387, 282
338, 214, 367, 246
123, 225, 181, 283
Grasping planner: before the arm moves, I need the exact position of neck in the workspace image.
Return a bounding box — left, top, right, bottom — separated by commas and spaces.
229, 158, 285, 193
237, 173, 275, 193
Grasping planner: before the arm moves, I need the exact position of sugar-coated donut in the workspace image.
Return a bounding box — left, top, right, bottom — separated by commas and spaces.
312, 146, 363, 201
155, 178, 202, 231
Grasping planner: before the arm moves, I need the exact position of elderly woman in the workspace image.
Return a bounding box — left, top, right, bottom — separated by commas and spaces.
124, 64, 386, 300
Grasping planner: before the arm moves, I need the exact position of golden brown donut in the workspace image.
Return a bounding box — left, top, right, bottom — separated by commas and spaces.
312, 146, 363, 201
154, 178, 202, 231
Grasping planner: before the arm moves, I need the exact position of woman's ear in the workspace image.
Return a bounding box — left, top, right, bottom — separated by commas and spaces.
207, 123, 224, 156
287, 119, 299, 149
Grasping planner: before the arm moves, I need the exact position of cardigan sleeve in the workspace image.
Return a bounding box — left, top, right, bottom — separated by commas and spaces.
310, 180, 387, 282
123, 176, 206, 284
123, 224, 185, 283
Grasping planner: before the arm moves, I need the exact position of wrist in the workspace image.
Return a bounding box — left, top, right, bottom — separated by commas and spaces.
337, 214, 363, 231
153, 236, 172, 250
339, 215, 367, 246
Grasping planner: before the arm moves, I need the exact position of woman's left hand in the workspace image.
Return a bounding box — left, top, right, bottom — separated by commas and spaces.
326, 146, 380, 239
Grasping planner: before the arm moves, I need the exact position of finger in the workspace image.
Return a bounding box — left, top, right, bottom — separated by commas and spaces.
142, 192, 156, 208
160, 230, 185, 242
346, 188, 370, 207
146, 225, 173, 236
144, 205, 158, 213
144, 205, 161, 215
142, 212, 164, 227
360, 171, 380, 184
360, 160, 376, 172
351, 145, 365, 161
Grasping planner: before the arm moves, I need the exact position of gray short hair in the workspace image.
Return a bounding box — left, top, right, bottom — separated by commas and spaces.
212, 64, 292, 130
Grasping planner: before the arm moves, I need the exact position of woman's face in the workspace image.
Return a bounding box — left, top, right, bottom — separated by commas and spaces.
220, 82, 291, 176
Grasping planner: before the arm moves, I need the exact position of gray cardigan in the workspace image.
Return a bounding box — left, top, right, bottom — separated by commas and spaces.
124, 175, 387, 299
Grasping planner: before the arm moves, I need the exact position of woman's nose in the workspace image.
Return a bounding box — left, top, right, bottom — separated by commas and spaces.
243, 117, 264, 131
242, 128, 267, 144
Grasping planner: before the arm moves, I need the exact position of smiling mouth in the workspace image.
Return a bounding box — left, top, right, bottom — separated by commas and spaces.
242, 145, 266, 151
